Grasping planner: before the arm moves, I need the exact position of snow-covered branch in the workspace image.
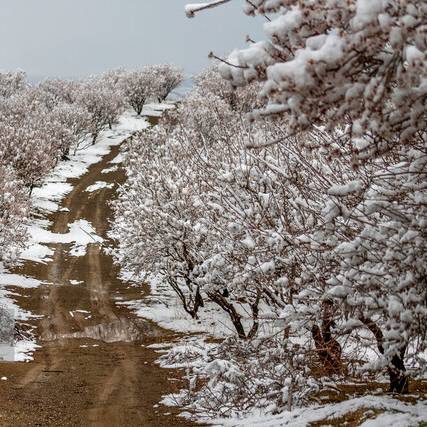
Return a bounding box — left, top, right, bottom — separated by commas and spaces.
185, 0, 232, 18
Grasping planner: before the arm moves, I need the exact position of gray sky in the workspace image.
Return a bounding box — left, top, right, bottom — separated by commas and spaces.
0, 1, 263, 80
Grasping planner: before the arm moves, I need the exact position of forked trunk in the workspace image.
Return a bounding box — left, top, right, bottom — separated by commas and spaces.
208, 291, 247, 339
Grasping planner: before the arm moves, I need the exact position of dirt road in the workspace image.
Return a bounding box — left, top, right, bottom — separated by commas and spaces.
0, 124, 196, 426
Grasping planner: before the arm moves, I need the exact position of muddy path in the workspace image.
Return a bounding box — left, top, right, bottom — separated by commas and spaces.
0, 120, 197, 427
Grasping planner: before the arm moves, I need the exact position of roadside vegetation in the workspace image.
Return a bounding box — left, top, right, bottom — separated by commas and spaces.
112, 1, 427, 424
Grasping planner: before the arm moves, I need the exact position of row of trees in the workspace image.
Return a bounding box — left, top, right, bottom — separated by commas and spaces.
113, 0, 426, 419
120, 65, 184, 115
0, 65, 183, 265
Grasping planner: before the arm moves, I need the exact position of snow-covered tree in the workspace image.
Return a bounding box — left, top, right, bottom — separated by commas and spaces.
194, 65, 261, 112
152, 64, 184, 101
0, 120, 57, 190
98, 69, 126, 92
121, 68, 156, 116
113, 86, 259, 333
0, 71, 27, 98
49, 102, 91, 158
0, 165, 29, 265
77, 81, 123, 142
34, 78, 80, 110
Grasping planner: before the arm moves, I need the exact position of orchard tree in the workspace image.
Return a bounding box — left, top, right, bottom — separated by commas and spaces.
0, 71, 27, 98
113, 87, 247, 329
34, 78, 80, 110
89, 72, 125, 129
194, 65, 261, 112
99, 69, 126, 92
0, 166, 29, 265
77, 81, 123, 143
49, 102, 91, 158
121, 68, 155, 116
0, 120, 57, 191
152, 64, 184, 101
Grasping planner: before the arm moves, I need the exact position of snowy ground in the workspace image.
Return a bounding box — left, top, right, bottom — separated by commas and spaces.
215, 395, 427, 427
0, 108, 153, 362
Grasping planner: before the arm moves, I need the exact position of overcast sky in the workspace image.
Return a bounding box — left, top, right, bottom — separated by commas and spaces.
0, 1, 263, 80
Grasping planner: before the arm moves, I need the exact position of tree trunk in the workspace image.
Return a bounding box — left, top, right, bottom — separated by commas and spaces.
208, 291, 247, 339
388, 354, 409, 393
136, 99, 145, 116
311, 300, 343, 374
359, 316, 409, 393
247, 290, 261, 339
62, 146, 70, 160
167, 278, 203, 320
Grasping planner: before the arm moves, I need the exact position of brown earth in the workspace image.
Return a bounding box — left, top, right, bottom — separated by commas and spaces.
0, 118, 199, 427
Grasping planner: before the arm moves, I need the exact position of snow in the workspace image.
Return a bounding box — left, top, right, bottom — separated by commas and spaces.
0, 282, 38, 322
146, 342, 174, 350
20, 243, 54, 264
110, 154, 124, 165
216, 395, 427, 427
14, 339, 40, 362
69, 245, 88, 257
32, 183, 73, 212
266, 31, 344, 89
0, 270, 44, 289
0, 269, 41, 362
328, 180, 363, 196
27, 219, 103, 253
406, 45, 425, 66
185, 3, 208, 17
352, 0, 386, 29
84, 181, 114, 193
185, 1, 230, 18
101, 165, 118, 174
327, 285, 351, 298
264, 7, 302, 40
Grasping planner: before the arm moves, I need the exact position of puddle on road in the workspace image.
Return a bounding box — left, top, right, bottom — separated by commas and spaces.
42, 317, 161, 343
